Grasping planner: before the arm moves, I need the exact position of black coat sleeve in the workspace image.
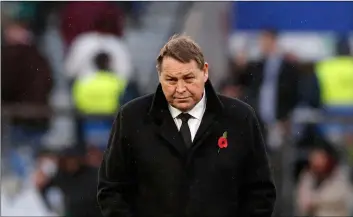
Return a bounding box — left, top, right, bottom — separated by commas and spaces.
239, 107, 277, 217
97, 109, 136, 217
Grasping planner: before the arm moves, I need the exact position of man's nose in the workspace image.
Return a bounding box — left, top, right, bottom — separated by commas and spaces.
175, 80, 186, 93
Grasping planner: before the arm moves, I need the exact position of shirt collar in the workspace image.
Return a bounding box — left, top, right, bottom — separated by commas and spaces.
169, 90, 206, 120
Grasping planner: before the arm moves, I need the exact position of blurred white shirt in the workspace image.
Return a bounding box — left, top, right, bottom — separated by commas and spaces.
65, 32, 133, 80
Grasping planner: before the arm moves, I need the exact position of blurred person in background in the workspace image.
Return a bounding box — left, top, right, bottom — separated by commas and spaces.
1, 20, 54, 179
315, 36, 353, 183
63, 12, 133, 83
61, 1, 132, 84
315, 36, 353, 146
72, 52, 127, 116
72, 52, 129, 150
292, 62, 322, 181
296, 143, 353, 216
221, 51, 249, 101
0, 2, 62, 41
35, 146, 102, 217
233, 29, 300, 149
2, 20, 53, 124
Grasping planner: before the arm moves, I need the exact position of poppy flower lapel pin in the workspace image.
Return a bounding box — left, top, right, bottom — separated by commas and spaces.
218, 131, 228, 154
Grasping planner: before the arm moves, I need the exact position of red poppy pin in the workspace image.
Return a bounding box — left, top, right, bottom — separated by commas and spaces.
218, 131, 228, 154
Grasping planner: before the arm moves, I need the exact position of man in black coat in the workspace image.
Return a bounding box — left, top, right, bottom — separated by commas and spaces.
232, 29, 300, 141
97, 35, 276, 217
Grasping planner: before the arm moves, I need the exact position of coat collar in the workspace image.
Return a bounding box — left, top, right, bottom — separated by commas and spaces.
148, 79, 223, 120
168, 88, 206, 120
148, 80, 224, 157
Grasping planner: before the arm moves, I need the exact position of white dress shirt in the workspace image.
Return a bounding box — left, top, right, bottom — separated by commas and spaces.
168, 91, 206, 142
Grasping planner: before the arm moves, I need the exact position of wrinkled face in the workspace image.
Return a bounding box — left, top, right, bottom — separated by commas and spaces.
159, 57, 208, 112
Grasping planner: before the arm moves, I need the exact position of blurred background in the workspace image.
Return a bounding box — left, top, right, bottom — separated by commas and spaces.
1, 1, 353, 216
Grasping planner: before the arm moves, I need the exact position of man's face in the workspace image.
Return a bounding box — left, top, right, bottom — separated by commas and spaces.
159, 57, 208, 112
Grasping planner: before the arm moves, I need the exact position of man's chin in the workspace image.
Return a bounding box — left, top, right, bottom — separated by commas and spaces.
172, 101, 193, 112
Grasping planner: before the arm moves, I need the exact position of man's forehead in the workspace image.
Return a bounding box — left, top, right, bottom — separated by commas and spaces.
162, 57, 198, 68
163, 63, 199, 75
163, 70, 195, 77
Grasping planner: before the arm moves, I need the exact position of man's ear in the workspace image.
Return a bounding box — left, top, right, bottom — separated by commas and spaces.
157, 69, 163, 83
156, 66, 161, 76
203, 62, 209, 82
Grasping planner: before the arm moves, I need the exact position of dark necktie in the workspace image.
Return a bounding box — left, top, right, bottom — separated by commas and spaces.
178, 113, 192, 148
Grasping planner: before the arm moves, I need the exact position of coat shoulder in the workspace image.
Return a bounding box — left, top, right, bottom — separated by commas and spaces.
120, 93, 154, 117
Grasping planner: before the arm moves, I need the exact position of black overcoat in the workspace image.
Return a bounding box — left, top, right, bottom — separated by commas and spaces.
97, 80, 276, 217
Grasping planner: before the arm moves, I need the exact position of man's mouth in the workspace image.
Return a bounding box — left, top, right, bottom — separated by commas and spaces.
175, 97, 189, 100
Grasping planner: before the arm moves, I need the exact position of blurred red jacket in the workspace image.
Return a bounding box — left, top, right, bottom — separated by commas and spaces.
60, 2, 125, 47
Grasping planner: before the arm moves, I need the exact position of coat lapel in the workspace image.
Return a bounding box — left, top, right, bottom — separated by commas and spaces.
159, 111, 187, 156
192, 111, 216, 147
148, 80, 224, 157
148, 85, 187, 157
192, 80, 224, 151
